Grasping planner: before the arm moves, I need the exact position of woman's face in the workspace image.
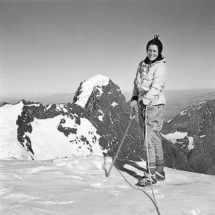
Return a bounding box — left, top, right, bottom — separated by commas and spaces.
147, 44, 159, 61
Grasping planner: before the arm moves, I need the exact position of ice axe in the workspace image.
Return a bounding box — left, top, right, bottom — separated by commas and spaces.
105, 114, 135, 177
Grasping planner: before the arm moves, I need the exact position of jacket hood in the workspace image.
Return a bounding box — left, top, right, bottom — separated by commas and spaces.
140, 57, 166, 67
143, 54, 166, 64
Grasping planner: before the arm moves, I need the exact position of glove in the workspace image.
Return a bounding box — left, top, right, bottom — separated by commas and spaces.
130, 100, 138, 117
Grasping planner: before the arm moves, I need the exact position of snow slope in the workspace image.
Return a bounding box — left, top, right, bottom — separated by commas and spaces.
0, 102, 29, 159
0, 102, 107, 160
0, 74, 111, 160
162, 131, 194, 150
1, 155, 215, 215
27, 115, 105, 160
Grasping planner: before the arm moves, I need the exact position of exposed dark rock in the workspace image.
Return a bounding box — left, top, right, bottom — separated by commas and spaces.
73, 78, 145, 161
162, 100, 215, 175
2, 102, 9, 106
162, 137, 192, 172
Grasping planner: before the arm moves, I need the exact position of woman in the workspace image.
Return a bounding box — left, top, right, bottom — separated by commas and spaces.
130, 35, 167, 187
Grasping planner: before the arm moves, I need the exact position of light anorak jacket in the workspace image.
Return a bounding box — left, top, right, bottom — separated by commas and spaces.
132, 58, 167, 106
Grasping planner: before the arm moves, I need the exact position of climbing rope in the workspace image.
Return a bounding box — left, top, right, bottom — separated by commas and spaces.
144, 106, 161, 215
116, 168, 161, 215
104, 107, 161, 215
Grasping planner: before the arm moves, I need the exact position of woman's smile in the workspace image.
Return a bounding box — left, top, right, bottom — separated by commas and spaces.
147, 44, 159, 61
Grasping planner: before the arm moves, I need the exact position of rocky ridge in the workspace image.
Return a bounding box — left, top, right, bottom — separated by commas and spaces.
162, 100, 215, 174
1, 75, 215, 175
12, 75, 145, 161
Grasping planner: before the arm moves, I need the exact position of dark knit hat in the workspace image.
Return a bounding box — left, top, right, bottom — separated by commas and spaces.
146, 35, 163, 54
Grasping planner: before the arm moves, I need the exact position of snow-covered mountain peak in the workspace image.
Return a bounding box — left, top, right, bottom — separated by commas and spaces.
75, 74, 109, 108
0, 74, 139, 161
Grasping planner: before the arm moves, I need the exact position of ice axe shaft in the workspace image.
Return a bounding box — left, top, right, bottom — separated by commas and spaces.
106, 117, 133, 177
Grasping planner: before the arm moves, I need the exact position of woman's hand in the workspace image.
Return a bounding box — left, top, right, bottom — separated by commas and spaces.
138, 96, 151, 106
130, 100, 138, 117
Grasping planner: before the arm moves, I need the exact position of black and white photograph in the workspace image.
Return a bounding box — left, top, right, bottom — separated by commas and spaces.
0, 0, 215, 214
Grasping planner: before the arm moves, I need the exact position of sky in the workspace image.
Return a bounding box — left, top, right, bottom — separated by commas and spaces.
1, 0, 215, 101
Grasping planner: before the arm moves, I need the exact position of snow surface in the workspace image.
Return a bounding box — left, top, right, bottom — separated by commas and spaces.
27, 115, 106, 160
75, 74, 109, 108
1, 155, 215, 215
166, 118, 173, 123
0, 102, 29, 159
55, 104, 68, 112
180, 109, 187, 115
111, 102, 118, 107
97, 110, 105, 121
0, 103, 106, 160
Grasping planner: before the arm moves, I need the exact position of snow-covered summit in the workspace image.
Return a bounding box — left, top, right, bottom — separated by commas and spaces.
0, 75, 137, 161
1, 155, 215, 215
0, 100, 107, 160
74, 74, 109, 108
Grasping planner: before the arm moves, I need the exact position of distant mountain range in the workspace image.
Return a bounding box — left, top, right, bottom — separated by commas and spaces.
164, 89, 215, 120
0, 93, 75, 106
2, 88, 215, 105
2, 89, 215, 121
